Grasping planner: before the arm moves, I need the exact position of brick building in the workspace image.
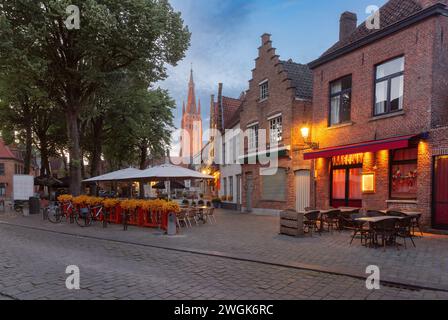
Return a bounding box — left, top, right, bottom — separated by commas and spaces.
239, 34, 313, 215
0, 139, 35, 199
306, 0, 448, 229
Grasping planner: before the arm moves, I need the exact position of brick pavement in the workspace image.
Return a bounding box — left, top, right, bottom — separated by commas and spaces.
0, 209, 447, 296
0, 222, 447, 300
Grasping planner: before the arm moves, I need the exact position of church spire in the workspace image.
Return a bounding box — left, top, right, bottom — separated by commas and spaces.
186, 66, 197, 114
198, 99, 201, 115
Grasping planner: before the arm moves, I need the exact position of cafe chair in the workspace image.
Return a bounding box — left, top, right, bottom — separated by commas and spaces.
303, 211, 321, 237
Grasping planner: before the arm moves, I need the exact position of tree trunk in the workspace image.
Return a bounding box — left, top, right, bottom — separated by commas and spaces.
90, 117, 103, 177
66, 110, 82, 195
39, 136, 50, 177
24, 114, 33, 175
139, 143, 148, 198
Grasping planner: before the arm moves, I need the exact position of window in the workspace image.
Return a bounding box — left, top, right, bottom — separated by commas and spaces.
0, 183, 5, 197
261, 168, 286, 201
269, 116, 282, 144
223, 178, 227, 199
0, 163, 5, 176
390, 147, 417, 199
247, 124, 259, 151
259, 80, 269, 101
228, 176, 234, 201
375, 56, 404, 116
330, 75, 352, 126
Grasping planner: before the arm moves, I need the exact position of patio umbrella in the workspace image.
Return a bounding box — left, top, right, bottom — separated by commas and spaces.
34, 175, 63, 187
83, 168, 142, 182
126, 164, 213, 199
126, 164, 214, 180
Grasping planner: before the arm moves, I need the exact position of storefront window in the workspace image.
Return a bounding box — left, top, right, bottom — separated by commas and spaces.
390, 148, 418, 199
331, 165, 362, 208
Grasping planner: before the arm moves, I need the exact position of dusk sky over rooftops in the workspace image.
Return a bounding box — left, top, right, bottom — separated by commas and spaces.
159, 0, 387, 155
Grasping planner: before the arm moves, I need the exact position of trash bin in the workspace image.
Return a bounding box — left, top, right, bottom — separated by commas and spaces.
28, 197, 40, 215
167, 212, 177, 236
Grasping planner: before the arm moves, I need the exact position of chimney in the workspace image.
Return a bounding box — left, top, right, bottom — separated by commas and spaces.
339, 12, 357, 41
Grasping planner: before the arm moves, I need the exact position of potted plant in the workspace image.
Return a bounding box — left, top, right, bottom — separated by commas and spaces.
212, 198, 222, 208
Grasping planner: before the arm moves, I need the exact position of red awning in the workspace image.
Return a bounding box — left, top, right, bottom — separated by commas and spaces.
303, 134, 418, 160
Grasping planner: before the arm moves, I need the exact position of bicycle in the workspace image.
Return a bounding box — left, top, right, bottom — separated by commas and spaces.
75, 206, 93, 227
90, 205, 109, 228
48, 201, 74, 224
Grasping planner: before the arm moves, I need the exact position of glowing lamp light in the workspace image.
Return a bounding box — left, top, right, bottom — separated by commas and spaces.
301, 127, 310, 140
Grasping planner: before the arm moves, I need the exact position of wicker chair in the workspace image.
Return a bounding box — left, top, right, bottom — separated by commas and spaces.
371, 218, 399, 250
186, 208, 199, 227
340, 213, 371, 246
323, 209, 341, 232
303, 211, 321, 236
176, 210, 189, 228
396, 216, 416, 248
205, 207, 216, 224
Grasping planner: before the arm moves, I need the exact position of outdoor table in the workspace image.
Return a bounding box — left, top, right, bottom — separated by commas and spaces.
356, 216, 402, 223
356, 216, 402, 248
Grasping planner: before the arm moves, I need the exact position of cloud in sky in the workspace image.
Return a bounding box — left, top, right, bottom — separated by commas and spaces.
158, 0, 387, 155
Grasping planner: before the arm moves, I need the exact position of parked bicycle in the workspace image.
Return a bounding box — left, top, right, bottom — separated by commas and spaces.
47, 201, 74, 224
75, 205, 108, 228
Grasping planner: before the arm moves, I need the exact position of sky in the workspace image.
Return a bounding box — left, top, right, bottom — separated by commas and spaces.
158, 0, 387, 156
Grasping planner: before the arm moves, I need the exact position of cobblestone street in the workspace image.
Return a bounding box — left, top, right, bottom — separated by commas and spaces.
0, 213, 447, 300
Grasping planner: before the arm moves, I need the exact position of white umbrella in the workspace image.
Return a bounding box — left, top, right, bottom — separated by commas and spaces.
83, 168, 142, 182
126, 164, 214, 199
127, 164, 214, 180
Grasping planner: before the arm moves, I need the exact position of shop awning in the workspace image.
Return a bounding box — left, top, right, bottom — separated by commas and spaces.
303, 134, 419, 160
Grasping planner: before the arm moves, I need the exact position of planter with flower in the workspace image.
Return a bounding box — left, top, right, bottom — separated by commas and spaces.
212, 198, 222, 208
103, 198, 121, 224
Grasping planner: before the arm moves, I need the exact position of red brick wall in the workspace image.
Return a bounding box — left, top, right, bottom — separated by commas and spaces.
240, 34, 312, 213
311, 16, 448, 227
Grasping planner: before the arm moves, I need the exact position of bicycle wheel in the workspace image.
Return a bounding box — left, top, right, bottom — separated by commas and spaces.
75, 211, 92, 227
47, 207, 63, 224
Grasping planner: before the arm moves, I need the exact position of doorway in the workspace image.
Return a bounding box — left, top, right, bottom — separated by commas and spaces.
433, 156, 448, 229
245, 173, 253, 212
295, 170, 311, 212
331, 165, 362, 208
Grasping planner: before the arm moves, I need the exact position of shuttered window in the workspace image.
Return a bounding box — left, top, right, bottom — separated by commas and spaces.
261, 168, 286, 201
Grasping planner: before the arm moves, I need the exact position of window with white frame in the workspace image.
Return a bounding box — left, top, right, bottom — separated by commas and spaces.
247, 124, 259, 151
259, 80, 269, 101
269, 116, 282, 144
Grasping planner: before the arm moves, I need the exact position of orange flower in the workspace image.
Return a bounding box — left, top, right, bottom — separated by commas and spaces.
57, 195, 73, 202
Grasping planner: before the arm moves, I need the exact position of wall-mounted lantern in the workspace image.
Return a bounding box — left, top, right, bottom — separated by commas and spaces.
300, 126, 319, 150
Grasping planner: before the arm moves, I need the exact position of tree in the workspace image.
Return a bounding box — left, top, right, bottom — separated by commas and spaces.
102, 87, 175, 170
0, 0, 190, 195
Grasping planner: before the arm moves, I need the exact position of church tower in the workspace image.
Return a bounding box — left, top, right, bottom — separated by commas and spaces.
180, 68, 203, 161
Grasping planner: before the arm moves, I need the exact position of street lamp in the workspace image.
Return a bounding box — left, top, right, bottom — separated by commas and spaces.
300, 126, 319, 150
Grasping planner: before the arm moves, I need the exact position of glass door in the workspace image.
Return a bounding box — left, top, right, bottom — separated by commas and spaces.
331, 166, 362, 208
433, 156, 448, 229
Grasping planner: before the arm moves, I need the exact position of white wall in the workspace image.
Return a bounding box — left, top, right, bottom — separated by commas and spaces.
220, 122, 242, 204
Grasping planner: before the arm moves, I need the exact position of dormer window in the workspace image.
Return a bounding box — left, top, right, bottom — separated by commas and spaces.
259, 80, 269, 101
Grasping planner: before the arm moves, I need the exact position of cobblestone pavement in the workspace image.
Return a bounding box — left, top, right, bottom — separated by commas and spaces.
0, 222, 448, 300
1, 210, 448, 296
